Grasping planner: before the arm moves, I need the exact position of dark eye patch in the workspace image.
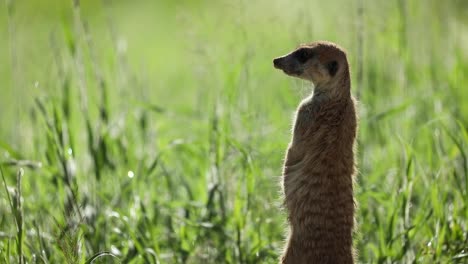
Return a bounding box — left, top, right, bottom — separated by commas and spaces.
326, 60, 339, 76
294, 48, 313, 63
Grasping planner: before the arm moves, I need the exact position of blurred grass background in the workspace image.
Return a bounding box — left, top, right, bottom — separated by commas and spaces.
0, 0, 467, 263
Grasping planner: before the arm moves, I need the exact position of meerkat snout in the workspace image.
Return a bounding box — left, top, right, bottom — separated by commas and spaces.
273, 57, 290, 70
273, 56, 303, 76
272, 57, 281, 68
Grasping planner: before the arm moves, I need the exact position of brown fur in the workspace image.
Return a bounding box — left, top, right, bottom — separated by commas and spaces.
273, 41, 358, 264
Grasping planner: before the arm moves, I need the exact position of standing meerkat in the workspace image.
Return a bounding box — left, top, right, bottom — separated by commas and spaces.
273, 41, 358, 264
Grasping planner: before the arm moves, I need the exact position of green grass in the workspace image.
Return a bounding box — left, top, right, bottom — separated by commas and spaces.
1, 0, 467, 263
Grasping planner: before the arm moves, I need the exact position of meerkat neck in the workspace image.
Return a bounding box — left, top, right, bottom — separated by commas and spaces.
313, 82, 350, 102
312, 85, 350, 105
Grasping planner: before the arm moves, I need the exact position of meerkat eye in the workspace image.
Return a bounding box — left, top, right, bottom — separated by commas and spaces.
295, 49, 310, 64
326, 60, 339, 76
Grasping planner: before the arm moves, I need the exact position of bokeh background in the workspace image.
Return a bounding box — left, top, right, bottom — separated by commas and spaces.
0, 0, 467, 263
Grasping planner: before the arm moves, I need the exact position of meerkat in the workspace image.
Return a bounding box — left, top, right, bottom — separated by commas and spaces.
273, 41, 358, 264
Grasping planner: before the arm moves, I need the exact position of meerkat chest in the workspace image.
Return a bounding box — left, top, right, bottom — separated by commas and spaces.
291, 99, 317, 142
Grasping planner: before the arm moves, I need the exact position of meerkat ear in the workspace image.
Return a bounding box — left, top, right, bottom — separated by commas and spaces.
326, 61, 339, 77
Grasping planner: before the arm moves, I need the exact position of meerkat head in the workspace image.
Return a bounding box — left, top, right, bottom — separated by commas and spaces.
273, 41, 349, 91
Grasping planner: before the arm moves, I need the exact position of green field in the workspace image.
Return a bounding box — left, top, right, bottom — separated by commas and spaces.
1, 0, 467, 263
